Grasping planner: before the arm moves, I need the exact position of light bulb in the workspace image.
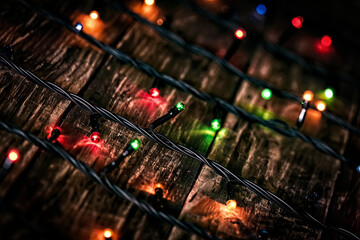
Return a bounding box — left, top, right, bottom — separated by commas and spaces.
175, 102, 185, 111
211, 119, 221, 131
144, 0, 155, 6
149, 88, 160, 98
130, 139, 141, 151
302, 90, 314, 101
226, 199, 237, 210
261, 88, 272, 100
89, 11, 99, 20
90, 132, 101, 143
235, 29, 246, 40
292, 16, 303, 29
256, 4, 267, 15
8, 149, 19, 162
321, 35, 332, 47
315, 100, 326, 111
324, 88, 334, 99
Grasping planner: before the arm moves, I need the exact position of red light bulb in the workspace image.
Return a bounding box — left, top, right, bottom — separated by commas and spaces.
90, 132, 101, 143
8, 149, 19, 162
235, 29, 246, 40
321, 35, 332, 47
149, 88, 160, 98
291, 16, 303, 29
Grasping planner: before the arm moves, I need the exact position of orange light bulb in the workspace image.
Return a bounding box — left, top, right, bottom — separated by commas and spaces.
103, 229, 112, 239
226, 199, 237, 210
154, 183, 164, 190
144, 0, 155, 6
316, 100, 326, 111
302, 90, 314, 101
8, 149, 19, 162
89, 11, 99, 20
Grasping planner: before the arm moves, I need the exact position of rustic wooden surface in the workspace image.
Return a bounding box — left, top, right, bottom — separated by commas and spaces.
0, 0, 359, 239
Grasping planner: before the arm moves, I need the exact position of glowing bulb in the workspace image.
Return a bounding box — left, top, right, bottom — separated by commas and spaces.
357, 165, 360, 173
256, 4, 267, 15
302, 90, 314, 101
90, 132, 101, 143
156, 18, 164, 26
261, 88, 272, 100
226, 199, 237, 210
8, 150, 19, 162
155, 183, 164, 191
291, 16, 303, 29
235, 29, 246, 40
103, 229, 112, 239
144, 0, 155, 6
175, 102, 185, 111
324, 88, 334, 99
130, 139, 141, 150
321, 35, 332, 47
149, 88, 160, 98
75, 22, 83, 31
211, 119, 221, 131
315, 100, 326, 111
89, 11, 99, 20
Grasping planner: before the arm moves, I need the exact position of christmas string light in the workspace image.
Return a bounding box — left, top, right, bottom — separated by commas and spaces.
103, 139, 140, 174
211, 107, 222, 131
1, 120, 358, 239
103, 229, 112, 240
261, 88, 272, 100
321, 35, 332, 48
0, 52, 356, 174
315, 100, 326, 112
149, 103, 185, 129
149, 88, 160, 98
0, 149, 19, 180
324, 88, 334, 100
100, 0, 360, 136
144, 0, 154, 6
90, 114, 101, 143
256, 4, 267, 15
47, 126, 61, 143
89, 10, 99, 20
171, 0, 360, 88
291, 16, 304, 29
154, 183, 165, 209
226, 181, 236, 210
296, 91, 313, 129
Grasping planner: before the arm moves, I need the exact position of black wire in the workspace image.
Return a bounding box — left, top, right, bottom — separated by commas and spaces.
0, 56, 358, 240
103, 0, 360, 137
12, 1, 359, 173
173, 0, 360, 88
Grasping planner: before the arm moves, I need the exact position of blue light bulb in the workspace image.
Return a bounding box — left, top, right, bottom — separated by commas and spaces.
75, 22, 83, 31
256, 4, 267, 15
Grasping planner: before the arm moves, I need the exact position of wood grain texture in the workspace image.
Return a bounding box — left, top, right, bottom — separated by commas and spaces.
0, 0, 359, 239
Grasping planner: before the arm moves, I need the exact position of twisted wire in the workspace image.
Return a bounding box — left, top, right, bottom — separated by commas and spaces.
0, 55, 358, 239
2, 2, 357, 170
0, 121, 219, 240
103, 0, 360, 137
173, 0, 360, 88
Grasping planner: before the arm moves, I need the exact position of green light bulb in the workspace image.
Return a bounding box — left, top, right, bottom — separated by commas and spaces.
211, 119, 221, 131
176, 102, 185, 111
324, 88, 334, 99
130, 139, 141, 150
261, 88, 272, 100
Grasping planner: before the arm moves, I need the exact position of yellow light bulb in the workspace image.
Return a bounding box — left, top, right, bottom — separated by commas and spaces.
103, 229, 112, 238
144, 0, 155, 6
226, 199, 237, 210
316, 100, 326, 111
89, 11, 99, 20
